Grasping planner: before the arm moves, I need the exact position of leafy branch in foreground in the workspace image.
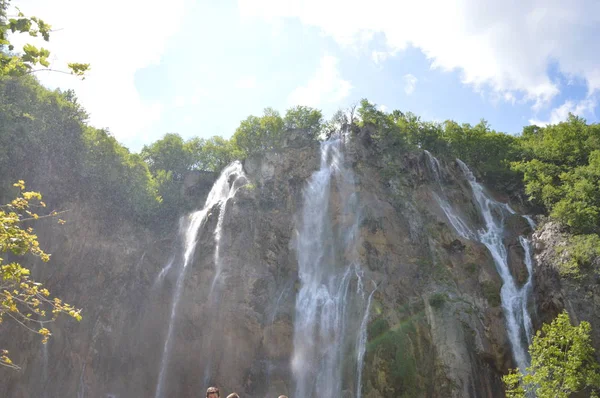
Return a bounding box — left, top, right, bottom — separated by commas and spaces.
0, 0, 89, 78
503, 310, 600, 398
1, 180, 81, 370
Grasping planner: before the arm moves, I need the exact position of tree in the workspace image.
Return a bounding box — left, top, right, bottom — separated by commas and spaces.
1, 181, 82, 370
283, 105, 323, 139
503, 310, 600, 397
141, 133, 194, 181
189, 136, 241, 173
512, 115, 600, 234
232, 108, 284, 156
0, 0, 88, 77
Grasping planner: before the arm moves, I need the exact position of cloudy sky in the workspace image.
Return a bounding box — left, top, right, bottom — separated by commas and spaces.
11, 0, 600, 151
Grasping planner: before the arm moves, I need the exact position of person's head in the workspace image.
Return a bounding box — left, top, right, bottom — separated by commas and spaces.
278, 396, 288, 398
226, 394, 240, 398
206, 387, 220, 398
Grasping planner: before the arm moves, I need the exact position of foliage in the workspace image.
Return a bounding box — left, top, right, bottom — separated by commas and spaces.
366, 318, 420, 397
141, 133, 194, 180
428, 292, 448, 309
502, 310, 600, 397
357, 99, 410, 151
283, 105, 323, 139
513, 116, 600, 235
368, 317, 390, 339
188, 136, 242, 173
81, 127, 160, 222
0, 76, 161, 224
232, 108, 284, 156
356, 99, 522, 191
481, 281, 501, 307
0, 181, 81, 370
0, 0, 89, 78
556, 234, 600, 277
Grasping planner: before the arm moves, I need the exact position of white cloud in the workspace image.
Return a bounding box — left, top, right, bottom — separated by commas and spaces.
529, 97, 597, 126
173, 96, 187, 108
239, 0, 600, 109
372, 50, 391, 65
8, 0, 186, 144
288, 55, 352, 107
403, 74, 417, 95
235, 75, 258, 89
378, 104, 388, 112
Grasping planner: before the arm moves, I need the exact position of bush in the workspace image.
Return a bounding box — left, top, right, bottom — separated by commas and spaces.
428, 292, 448, 309
556, 234, 600, 277
481, 281, 501, 307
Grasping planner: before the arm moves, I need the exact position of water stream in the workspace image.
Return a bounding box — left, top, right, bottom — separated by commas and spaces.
456, 159, 534, 372
424, 150, 475, 240
154, 161, 247, 398
425, 151, 536, 371
291, 137, 372, 397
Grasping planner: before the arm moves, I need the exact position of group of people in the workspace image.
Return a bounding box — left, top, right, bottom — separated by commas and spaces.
206, 386, 288, 398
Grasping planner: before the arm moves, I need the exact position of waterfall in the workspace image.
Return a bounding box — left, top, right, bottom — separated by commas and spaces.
424, 150, 476, 239
523, 215, 536, 230
209, 165, 248, 294
291, 137, 371, 398
154, 161, 247, 398
424, 150, 444, 188
355, 285, 376, 398
519, 236, 535, 345
456, 159, 534, 372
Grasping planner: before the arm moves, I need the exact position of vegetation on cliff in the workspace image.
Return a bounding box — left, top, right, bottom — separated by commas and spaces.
0, 184, 82, 370
1, 0, 86, 371
2, 0, 600, 386
503, 310, 600, 398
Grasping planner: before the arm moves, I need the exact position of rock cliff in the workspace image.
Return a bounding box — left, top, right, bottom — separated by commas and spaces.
1, 128, 595, 398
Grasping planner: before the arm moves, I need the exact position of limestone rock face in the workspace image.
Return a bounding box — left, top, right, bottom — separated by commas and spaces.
531, 222, 600, 352
0, 131, 560, 398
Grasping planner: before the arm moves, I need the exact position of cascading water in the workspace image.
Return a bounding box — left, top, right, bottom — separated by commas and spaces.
291, 136, 372, 398
524, 215, 536, 230
154, 161, 247, 398
424, 150, 475, 239
355, 286, 376, 398
519, 236, 535, 345
456, 159, 534, 372
209, 166, 248, 294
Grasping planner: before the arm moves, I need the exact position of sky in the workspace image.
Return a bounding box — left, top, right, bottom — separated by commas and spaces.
10, 0, 600, 152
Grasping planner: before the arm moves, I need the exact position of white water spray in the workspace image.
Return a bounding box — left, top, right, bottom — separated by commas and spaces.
291, 137, 371, 397
456, 159, 534, 372
523, 215, 536, 230
154, 161, 247, 398
356, 284, 376, 398
424, 150, 476, 239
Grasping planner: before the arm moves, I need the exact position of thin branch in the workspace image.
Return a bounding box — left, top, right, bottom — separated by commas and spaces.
24, 68, 74, 76
20, 209, 70, 222
5, 312, 43, 335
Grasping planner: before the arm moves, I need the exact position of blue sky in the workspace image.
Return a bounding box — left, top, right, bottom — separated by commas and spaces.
12, 0, 600, 152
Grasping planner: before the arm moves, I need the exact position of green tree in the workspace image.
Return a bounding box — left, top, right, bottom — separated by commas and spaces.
189, 136, 241, 173
141, 133, 193, 181
513, 115, 600, 234
232, 107, 284, 156
0, 0, 88, 77
503, 310, 600, 397
1, 181, 82, 370
81, 127, 160, 223
283, 105, 323, 139
357, 99, 409, 150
